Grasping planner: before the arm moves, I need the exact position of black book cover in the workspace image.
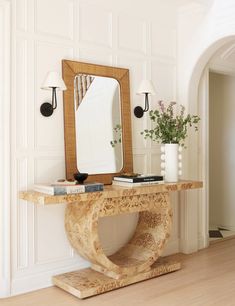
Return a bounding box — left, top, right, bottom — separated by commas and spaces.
114, 175, 164, 183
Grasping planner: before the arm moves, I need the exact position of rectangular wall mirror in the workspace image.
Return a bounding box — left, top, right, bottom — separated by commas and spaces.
62, 60, 133, 184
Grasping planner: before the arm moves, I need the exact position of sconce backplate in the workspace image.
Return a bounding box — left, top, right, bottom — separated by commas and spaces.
40, 102, 54, 117
134, 106, 144, 118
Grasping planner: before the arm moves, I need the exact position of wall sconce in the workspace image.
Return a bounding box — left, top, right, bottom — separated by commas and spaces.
40, 71, 67, 117
134, 79, 156, 118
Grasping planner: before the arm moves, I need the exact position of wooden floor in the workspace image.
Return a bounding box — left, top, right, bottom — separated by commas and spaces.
2, 238, 235, 306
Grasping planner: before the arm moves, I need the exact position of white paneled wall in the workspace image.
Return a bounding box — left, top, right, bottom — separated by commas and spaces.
0, 0, 11, 297
11, 0, 178, 295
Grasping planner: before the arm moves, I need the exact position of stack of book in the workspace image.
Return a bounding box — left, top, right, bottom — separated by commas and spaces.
112, 174, 164, 187
33, 181, 104, 195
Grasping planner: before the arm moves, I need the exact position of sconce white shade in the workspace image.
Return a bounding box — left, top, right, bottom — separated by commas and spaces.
137, 79, 156, 95
41, 71, 67, 91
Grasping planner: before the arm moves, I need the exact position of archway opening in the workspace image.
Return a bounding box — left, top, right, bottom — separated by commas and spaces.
187, 35, 235, 250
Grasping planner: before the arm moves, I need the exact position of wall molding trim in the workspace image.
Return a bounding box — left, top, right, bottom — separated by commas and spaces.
0, 0, 11, 298
210, 62, 235, 77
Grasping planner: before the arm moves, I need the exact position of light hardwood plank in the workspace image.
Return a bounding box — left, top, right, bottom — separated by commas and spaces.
2, 238, 235, 306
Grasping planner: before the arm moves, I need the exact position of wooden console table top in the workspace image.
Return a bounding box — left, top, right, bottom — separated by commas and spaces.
19, 180, 203, 205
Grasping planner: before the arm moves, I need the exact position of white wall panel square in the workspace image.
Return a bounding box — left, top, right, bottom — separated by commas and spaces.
35, 102, 64, 150
98, 216, 118, 255
16, 0, 27, 31
34, 204, 71, 263
15, 39, 28, 150
79, 48, 112, 65
99, 214, 138, 256
151, 23, 176, 58
117, 55, 146, 99
16, 200, 29, 270
16, 158, 28, 269
17, 158, 28, 190
151, 139, 161, 150
114, 213, 139, 248
131, 118, 148, 150
35, 0, 73, 39
151, 61, 176, 102
133, 153, 148, 173
117, 55, 147, 149
79, 4, 112, 47
34, 158, 65, 183
35, 42, 73, 149
118, 15, 146, 54
151, 152, 161, 173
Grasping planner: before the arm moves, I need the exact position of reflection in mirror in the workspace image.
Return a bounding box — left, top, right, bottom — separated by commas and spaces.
74, 74, 123, 174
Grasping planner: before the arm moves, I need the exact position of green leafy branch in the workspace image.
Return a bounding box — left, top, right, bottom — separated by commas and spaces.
141, 101, 200, 147
110, 124, 122, 148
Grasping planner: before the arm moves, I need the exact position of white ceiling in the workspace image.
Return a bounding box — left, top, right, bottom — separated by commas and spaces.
177, 0, 214, 7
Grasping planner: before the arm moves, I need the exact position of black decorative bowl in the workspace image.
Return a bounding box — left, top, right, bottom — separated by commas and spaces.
73, 172, 88, 184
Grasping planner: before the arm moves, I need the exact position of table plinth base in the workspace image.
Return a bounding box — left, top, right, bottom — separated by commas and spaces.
53, 255, 181, 299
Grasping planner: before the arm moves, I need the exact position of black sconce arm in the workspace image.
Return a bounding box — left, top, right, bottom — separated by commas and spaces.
52, 87, 57, 110
134, 92, 150, 118
40, 87, 58, 117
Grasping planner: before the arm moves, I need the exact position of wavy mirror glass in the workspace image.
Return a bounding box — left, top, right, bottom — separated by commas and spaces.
74, 74, 123, 174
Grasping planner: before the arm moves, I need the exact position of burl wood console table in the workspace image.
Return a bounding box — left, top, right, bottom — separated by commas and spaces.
20, 180, 202, 299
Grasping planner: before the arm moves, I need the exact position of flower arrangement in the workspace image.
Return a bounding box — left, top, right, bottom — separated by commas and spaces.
141, 101, 200, 147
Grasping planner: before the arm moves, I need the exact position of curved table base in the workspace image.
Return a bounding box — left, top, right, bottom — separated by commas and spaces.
53, 191, 181, 298
53, 255, 181, 299
65, 192, 172, 279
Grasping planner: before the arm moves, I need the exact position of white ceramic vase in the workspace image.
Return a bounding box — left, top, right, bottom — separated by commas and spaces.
161, 144, 182, 182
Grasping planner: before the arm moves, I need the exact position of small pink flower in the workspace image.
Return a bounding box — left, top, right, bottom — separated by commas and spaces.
158, 100, 165, 112
180, 105, 185, 116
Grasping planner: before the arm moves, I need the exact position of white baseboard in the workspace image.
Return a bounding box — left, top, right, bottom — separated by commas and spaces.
180, 233, 209, 254
0, 278, 11, 298
217, 224, 235, 232
11, 261, 90, 296
162, 238, 179, 256
198, 233, 209, 250
179, 238, 199, 254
